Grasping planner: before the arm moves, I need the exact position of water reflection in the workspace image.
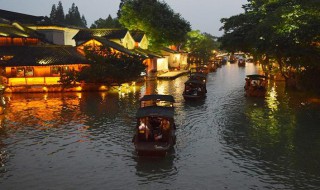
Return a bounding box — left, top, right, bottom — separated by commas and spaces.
135, 153, 177, 184
222, 79, 320, 189
0, 64, 319, 189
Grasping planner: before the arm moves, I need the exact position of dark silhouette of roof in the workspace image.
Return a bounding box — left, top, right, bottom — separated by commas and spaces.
0, 9, 48, 25
132, 48, 162, 58
73, 29, 128, 41
0, 22, 44, 39
0, 45, 88, 66
140, 95, 175, 103
130, 31, 145, 42
87, 37, 136, 56
136, 106, 174, 118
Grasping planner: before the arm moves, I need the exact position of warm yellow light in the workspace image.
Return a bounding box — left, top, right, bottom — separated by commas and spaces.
157, 81, 165, 94
0, 33, 8, 36
76, 86, 82, 91
42, 87, 48, 92
266, 85, 279, 112
45, 77, 60, 84
8, 78, 26, 86
76, 92, 82, 99
27, 77, 45, 85
100, 92, 107, 101
99, 85, 108, 91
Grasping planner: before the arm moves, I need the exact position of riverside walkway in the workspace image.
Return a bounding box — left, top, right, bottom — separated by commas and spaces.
157, 70, 189, 79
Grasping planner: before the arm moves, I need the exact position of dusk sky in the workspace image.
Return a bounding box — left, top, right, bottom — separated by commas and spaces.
0, 0, 247, 36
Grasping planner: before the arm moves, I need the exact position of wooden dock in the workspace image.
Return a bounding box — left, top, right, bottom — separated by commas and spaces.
157, 70, 189, 79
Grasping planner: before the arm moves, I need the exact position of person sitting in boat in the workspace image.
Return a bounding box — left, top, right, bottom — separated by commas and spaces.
259, 79, 266, 90
158, 119, 170, 142
139, 118, 150, 141
185, 85, 191, 94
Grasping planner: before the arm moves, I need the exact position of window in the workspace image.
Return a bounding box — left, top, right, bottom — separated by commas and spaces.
25, 67, 34, 77
51, 66, 61, 76
16, 67, 25, 77
62, 66, 69, 73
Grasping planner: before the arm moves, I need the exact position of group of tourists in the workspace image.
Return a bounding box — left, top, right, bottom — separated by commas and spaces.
138, 117, 170, 142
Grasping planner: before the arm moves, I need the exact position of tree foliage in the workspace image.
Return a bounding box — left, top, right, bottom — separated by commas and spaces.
183, 30, 220, 64
49, 1, 87, 27
90, 15, 122, 28
77, 48, 146, 85
219, 0, 320, 85
118, 0, 191, 49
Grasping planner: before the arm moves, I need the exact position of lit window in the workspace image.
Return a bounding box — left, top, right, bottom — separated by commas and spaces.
51, 66, 61, 76
62, 66, 69, 73
25, 67, 34, 77
16, 67, 25, 77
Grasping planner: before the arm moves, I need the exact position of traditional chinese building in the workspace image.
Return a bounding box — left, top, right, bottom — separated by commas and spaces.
130, 31, 149, 50
0, 9, 82, 46
73, 29, 136, 49
0, 45, 88, 92
161, 46, 188, 70
0, 22, 45, 46
73, 29, 167, 79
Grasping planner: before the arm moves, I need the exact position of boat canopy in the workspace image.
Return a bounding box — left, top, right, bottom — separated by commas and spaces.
246, 74, 267, 80
140, 94, 175, 103
136, 106, 174, 118
189, 72, 206, 78
185, 79, 205, 85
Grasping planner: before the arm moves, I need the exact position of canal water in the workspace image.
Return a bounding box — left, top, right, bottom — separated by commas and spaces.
0, 63, 320, 189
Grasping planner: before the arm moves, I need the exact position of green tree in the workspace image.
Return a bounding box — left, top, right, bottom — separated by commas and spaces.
219, 0, 320, 90
90, 15, 122, 28
58, 70, 78, 89
81, 15, 87, 27
65, 3, 87, 27
184, 30, 219, 64
55, 1, 65, 23
49, 2, 87, 27
77, 47, 146, 85
49, 4, 57, 22
118, 0, 191, 49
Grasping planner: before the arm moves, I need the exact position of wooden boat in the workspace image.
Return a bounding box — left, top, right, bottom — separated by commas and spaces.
133, 94, 176, 156
183, 79, 207, 100
190, 65, 209, 75
238, 58, 245, 67
229, 54, 236, 64
244, 75, 267, 97
189, 72, 207, 83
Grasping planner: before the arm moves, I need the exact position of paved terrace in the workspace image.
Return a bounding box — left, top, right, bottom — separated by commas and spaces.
157, 70, 189, 79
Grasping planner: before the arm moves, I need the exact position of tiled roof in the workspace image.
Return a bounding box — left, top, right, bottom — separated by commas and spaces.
130, 31, 145, 42
73, 29, 128, 41
92, 37, 136, 56
0, 23, 43, 38
0, 9, 48, 25
132, 48, 162, 58
0, 45, 88, 66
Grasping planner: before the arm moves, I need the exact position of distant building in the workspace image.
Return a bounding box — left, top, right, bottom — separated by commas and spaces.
27, 25, 80, 46
130, 31, 149, 49
0, 9, 82, 46
0, 9, 48, 25
73, 29, 135, 49
0, 15, 89, 92
161, 46, 188, 70
0, 45, 88, 92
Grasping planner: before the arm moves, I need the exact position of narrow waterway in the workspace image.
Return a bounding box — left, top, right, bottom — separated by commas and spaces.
0, 63, 320, 189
